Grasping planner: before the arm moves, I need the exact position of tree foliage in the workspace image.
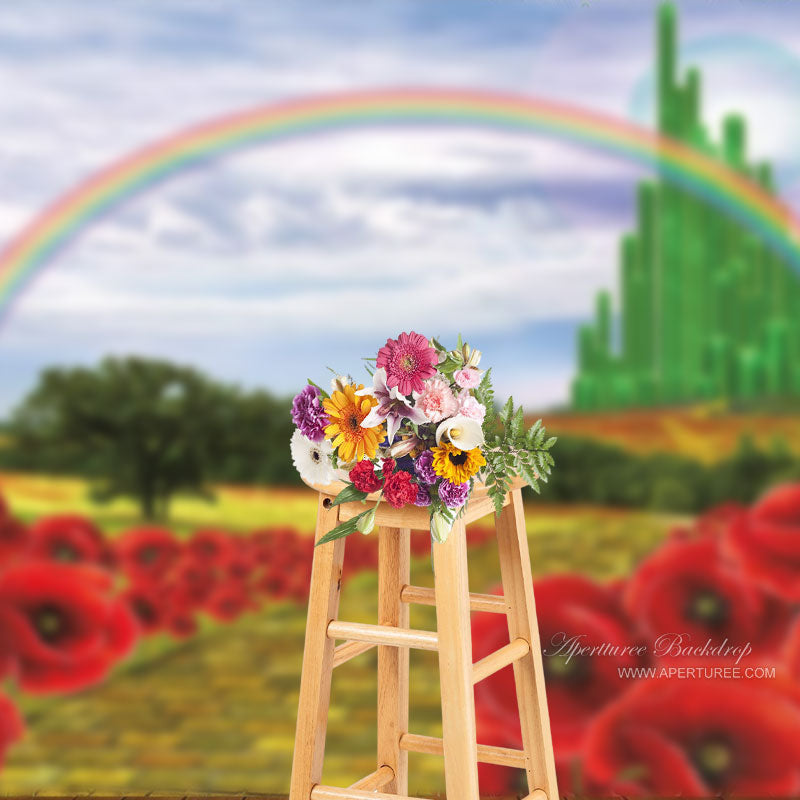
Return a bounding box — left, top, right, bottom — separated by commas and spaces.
6, 357, 297, 519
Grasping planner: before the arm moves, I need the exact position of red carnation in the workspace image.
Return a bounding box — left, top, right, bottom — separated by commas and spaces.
349, 459, 383, 493
0, 562, 138, 693
0, 693, 24, 767
583, 680, 800, 796
626, 537, 791, 660
726, 483, 800, 600
28, 514, 107, 565
473, 576, 643, 759
383, 470, 417, 509
381, 458, 396, 478
115, 527, 182, 583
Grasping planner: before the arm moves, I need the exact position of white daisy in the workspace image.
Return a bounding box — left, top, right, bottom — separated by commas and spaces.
290, 429, 336, 485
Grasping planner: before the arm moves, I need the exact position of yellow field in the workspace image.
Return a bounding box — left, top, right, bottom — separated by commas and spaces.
544, 405, 800, 464
0, 470, 658, 540
0, 471, 321, 534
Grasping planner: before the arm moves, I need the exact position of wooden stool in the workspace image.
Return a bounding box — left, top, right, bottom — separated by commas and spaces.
289, 478, 558, 800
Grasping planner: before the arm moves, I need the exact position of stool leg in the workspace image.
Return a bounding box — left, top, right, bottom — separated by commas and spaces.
496, 489, 559, 800
377, 526, 410, 795
289, 496, 346, 800
433, 518, 480, 800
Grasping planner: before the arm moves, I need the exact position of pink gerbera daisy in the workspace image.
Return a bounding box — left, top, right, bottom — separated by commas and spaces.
376, 332, 438, 395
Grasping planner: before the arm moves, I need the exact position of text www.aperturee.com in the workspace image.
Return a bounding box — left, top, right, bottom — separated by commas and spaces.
618, 665, 777, 680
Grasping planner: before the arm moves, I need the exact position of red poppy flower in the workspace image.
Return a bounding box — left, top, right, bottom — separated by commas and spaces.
473, 576, 642, 759
122, 585, 167, 635
726, 483, 800, 601
115, 527, 182, 583
186, 529, 236, 566
0, 693, 24, 767
165, 610, 198, 639
0, 562, 138, 693
626, 537, 791, 659
0, 512, 29, 564
583, 680, 800, 796
205, 581, 255, 622
169, 557, 217, 607
28, 514, 107, 565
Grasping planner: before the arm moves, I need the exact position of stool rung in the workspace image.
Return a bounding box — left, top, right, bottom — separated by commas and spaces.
312, 786, 424, 800
400, 584, 507, 614
332, 640, 375, 668
399, 732, 526, 768
472, 637, 530, 684
348, 764, 394, 790
524, 791, 548, 800
327, 620, 438, 651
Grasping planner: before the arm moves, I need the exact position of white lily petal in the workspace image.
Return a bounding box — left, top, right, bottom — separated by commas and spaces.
360, 407, 385, 429
386, 414, 402, 443
435, 415, 484, 450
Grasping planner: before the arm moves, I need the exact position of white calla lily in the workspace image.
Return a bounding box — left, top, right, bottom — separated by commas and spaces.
435, 415, 484, 451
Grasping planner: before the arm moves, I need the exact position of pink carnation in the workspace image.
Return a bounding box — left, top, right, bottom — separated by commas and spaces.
454, 368, 481, 389
416, 377, 458, 423
457, 392, 486, 423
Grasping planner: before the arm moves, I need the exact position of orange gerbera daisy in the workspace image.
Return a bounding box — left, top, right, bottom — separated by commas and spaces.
323, 384, 384, 462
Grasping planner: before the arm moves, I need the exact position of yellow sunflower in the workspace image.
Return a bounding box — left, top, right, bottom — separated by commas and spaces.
323, 384, 384, 462
431, 442, 486, 484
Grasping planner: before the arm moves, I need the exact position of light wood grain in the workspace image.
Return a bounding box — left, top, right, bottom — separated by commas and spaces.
400, 584, 507, 614
496, 488, 559, 800
377, 526, 410, 795
432, 517, 480, 800
327, 620, 438, 651
332, 640, 375, 668
472, 637, 530, 684
523, 790, 548, 800
311, 785, 424, 800
347, 764, 394, 791
289, 495, 346, 800
399, 732, 526, 769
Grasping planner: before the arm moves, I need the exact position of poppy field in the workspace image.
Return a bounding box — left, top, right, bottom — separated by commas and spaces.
0, 472, 799, 796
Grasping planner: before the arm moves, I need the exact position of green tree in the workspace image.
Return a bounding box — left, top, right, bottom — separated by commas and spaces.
10, 357, 238, 519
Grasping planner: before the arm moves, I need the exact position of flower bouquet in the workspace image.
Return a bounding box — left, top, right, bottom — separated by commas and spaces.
290, 332, 556, 545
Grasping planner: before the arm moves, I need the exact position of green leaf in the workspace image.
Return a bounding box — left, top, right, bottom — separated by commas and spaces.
315, 513, 367, 546
330, 484, 369, 506
307, 378, 329, 399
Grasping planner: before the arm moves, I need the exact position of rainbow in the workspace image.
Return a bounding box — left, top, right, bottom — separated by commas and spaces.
1, 87, 799, 323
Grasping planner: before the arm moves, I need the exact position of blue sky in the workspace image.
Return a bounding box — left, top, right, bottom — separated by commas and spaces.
1, 0, 800, 414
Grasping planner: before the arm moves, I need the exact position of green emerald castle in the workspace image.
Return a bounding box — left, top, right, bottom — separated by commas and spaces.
572, 4, 800, 410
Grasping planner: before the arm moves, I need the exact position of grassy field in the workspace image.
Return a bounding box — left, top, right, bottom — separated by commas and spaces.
545, 405, 800, 463
0, 471, 683, 795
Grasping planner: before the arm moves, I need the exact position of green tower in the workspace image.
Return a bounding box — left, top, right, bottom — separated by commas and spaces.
572, 3, 800, 410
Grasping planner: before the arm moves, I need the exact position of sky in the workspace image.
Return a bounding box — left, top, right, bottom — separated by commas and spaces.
1, 0, 800, 415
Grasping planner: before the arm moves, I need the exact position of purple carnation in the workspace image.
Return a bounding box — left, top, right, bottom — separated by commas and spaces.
413, 484, 432, 507
438, 479, 470, 509
414, 450, 437, 485
291, 385, 329, 442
